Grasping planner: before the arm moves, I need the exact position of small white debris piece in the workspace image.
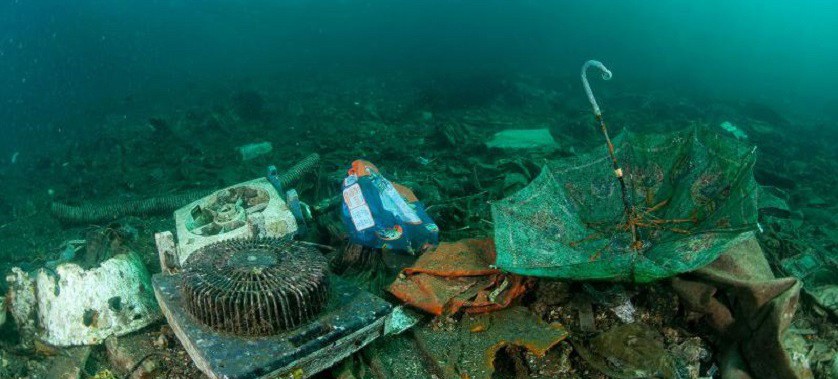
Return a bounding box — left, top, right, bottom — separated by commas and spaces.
154, 231, 178, 275
237, 141, 273, 161
720, 121, 748, 140
611, 298, 637, 323
486, 129, 559, 150
384, 305, 423, 336
35, 251, 162, 346
11, 152, 19, 164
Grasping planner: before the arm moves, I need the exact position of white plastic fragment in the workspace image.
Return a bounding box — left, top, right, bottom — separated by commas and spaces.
384, 305, 423, 336
35, 251, 161, 346
154, 231, 178, 275
611, 298, 636, 323
237, 141, 273, 161
720, 121, 748, 140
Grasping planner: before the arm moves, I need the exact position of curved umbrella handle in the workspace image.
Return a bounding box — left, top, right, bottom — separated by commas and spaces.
581, 60, 612, 117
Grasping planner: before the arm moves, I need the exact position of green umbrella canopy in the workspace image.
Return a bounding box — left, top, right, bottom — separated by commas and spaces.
491, 128, 760, 283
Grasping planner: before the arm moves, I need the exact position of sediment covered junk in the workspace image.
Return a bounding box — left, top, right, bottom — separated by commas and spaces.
340, 160, 439, 254
180, 238, 330, 336
169, 177, 298, 265
152, 237, 392, 379
154, 153, 319, 270
491, 127, 760, 282
5, 250, 160, 347
389, 239, 530, 315
152, 155, 397, 379
672, 233, 809, 379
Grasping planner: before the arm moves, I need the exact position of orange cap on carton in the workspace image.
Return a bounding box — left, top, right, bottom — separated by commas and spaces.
348, 160, 379, 177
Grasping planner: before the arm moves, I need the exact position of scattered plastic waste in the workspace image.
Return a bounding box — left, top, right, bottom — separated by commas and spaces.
237, 141, 273, 160
341, 160, 439, 254
1, 47, 833, 379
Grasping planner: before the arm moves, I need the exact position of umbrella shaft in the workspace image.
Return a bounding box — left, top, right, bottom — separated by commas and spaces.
596, 115, 638, 246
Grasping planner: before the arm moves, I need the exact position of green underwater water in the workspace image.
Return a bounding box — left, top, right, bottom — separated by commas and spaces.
0, 1, 836, 378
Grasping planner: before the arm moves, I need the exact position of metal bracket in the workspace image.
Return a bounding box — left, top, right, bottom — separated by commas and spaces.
266, 165, 283, 195
286, 189, 307, 237
154, 231, 179, 275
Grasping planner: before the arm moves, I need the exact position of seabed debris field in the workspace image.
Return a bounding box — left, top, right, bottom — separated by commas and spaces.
1, 2, 837, 379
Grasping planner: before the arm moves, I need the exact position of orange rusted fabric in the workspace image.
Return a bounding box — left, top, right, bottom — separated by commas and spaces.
388, 239, 530, 315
